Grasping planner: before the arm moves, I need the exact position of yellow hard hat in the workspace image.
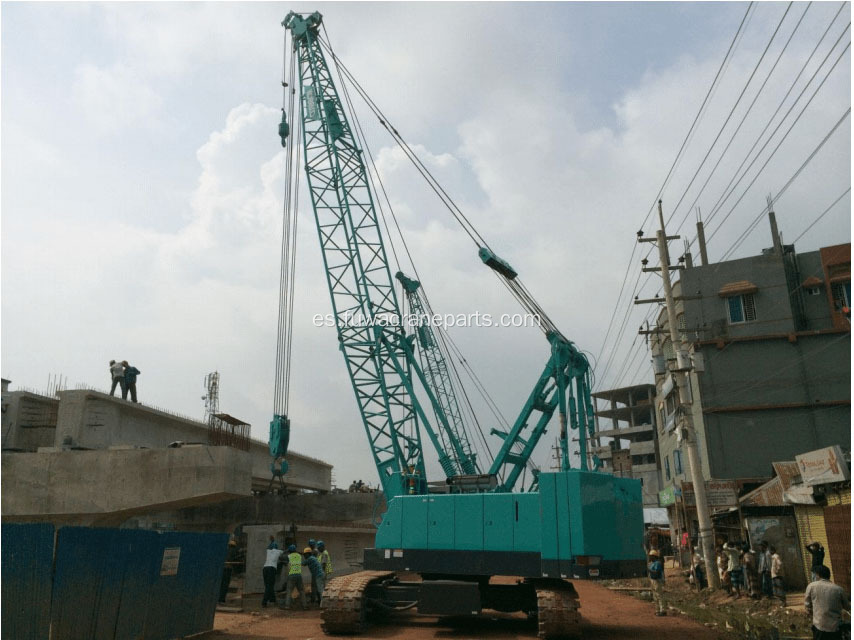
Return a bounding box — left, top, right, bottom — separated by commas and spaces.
303, 547, 313, 554
649, 549, 660, 556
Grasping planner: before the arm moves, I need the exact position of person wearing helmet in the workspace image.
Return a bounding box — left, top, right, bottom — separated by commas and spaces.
262, 542, 285, 607
283, 544, 307, 609
308, 539, 317, 554
302, 546, 325, 605
317, 541, 333, 580
648, 549, 666, 616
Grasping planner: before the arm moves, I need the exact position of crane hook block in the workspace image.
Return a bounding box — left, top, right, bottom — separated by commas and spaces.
278, 112, 290, 147
478, 247, 518, 280
269, 413, 290, 459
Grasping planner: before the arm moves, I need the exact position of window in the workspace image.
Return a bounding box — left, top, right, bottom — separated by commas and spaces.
664, 455, 671, 480
673, 449, 683, 475
831, 281, 851, 311
727, 293, 756, 324
806, 287, 822, 296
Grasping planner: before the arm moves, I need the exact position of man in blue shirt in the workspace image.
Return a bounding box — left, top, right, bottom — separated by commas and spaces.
303, 547, 325, 605
122, 361, 141, 403
648, 549, 666, 616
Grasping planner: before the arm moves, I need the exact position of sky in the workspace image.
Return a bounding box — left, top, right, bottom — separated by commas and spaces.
2, 2, 850, 489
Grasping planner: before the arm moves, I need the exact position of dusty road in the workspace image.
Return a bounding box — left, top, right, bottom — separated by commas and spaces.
210, 580, 728, 639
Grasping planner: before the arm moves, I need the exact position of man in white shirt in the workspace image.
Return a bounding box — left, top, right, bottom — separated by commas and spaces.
262, 546, 284, 607
805, 565, 850, 640
109, 360, 125, 397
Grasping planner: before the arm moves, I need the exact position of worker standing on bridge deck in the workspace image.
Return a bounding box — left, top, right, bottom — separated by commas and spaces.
108, 360, 125, 397
648, 549, 666, 616
284, 544, 307, 610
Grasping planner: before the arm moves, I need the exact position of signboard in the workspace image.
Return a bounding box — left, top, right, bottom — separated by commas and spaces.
160, 547, 181, 576
796, 445, 850, 486
681, 480, 738, 508
658, 486, 681, 507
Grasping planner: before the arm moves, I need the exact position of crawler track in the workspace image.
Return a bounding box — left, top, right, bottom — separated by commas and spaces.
536, 584, 581, 639
320, 570, 394, 634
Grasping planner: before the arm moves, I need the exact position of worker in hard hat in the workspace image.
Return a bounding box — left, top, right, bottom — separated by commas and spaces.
317, 541, 333, 581
283, 544, 307, 610
302, 546, 325, 605
648, 549, 666, 616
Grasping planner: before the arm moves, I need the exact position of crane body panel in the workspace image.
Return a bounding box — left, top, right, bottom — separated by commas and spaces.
368, 470, 644, 579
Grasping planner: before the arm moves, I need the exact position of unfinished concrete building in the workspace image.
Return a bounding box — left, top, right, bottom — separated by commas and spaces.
590, 384, 661, 508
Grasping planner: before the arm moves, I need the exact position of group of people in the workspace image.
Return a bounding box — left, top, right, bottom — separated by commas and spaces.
348, 479, 374, 493
651, 539, 850, 640
108, 359, 141, 403
262, 536, 333, 610
712, 541, 784, 601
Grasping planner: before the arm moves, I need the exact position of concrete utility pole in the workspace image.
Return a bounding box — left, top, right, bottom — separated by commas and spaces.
637, 201, 720, 589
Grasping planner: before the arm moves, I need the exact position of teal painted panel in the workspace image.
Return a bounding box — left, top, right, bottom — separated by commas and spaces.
568, 471, 627, 558
556, 473, 573, 563
401, 497, 429, 549
614, 477, 645, 560
538, 473, 559, 563
513, 494, 541, 552
427, 496, 455, 549
374, 497, 402, 548
483, 494, 514, 551
453, 494, 484, 551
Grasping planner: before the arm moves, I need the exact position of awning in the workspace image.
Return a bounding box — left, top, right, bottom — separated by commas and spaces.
718, 280, 758, 297
783, 485, 816, 505
801, 276, 823, 288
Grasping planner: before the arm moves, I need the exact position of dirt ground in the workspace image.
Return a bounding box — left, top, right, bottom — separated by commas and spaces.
208, 577, 728, 640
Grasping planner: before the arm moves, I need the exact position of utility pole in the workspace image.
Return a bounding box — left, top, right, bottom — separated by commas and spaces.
636, 200, 720, 589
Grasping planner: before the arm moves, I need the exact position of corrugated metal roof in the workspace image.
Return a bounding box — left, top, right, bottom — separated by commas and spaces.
741, 462, 803, 506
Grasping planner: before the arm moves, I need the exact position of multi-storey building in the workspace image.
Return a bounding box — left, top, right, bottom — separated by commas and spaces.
590, 384, 661, 508
648, 228, 850, 539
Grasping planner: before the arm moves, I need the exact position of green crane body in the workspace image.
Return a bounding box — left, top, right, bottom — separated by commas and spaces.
277, 9, 644, 609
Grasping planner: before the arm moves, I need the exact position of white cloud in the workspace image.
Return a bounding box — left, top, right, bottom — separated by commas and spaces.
71, 62, 163, 134
3, 3, 850, 486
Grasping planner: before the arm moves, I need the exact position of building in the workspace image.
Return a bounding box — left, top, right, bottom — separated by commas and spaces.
648, 223, 850, 542
590, 384, 661, 508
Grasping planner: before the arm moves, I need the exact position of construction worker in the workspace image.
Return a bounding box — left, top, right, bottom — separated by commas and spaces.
261, 542, 284, 608
317, 540, 333, 580
308, 538, 317, 554
283, 544, 307, 609
303, 547, 324, 605
648, 549, 666, 616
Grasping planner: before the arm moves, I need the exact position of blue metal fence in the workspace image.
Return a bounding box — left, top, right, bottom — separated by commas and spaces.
51, 527, 160, 640
1, 523, 55, 640
145, 532, 228, 639
2, 524, 228, 640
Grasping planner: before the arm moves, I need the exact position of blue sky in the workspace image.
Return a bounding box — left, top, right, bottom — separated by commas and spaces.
2, 2, 850, 487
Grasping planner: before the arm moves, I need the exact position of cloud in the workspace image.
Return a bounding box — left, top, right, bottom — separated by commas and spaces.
71, 62, 163, 134
3, 3, 850, 486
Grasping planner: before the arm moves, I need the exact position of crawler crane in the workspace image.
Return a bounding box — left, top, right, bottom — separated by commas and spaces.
272, 11, 645, 638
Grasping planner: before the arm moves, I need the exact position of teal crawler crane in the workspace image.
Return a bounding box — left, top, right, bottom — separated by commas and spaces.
274, 11, 645, 638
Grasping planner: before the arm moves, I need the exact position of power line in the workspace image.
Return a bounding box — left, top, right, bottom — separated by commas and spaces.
592, 2, 755, 377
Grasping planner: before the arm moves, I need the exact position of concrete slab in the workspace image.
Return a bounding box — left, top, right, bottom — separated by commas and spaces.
1, 445, 251, 527
48, 389, 332, 492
